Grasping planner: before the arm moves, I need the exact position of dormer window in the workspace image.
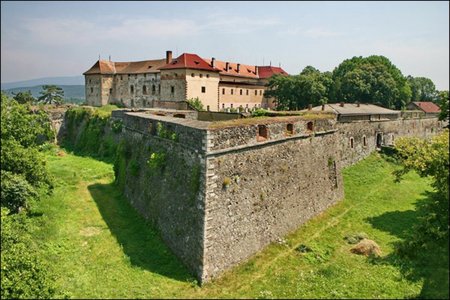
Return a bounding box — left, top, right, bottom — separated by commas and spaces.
147, 66, 152, 69
194, 61, 200, 65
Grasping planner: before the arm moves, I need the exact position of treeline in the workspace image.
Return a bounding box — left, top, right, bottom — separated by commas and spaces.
5, 84, 66, 106
1, 93, 59, 298
265, 55, 449, 111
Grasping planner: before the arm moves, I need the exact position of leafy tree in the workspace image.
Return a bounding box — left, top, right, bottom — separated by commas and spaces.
265, 66, 332, 110
331, 55, 411, 109
407, 76, 438, 102
437, 90, 449, 122
13, 90, 35, 105
37, 85, 64, 105
394, 130, 449, 241
1, 93, 54, 148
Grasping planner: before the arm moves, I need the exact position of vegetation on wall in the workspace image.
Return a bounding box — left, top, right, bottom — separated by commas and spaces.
63, 105, 120, 162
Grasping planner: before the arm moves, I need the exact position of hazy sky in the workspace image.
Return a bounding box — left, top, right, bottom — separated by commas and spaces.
1, 1, 449, 89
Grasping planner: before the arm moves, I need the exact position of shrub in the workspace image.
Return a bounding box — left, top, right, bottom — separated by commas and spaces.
186, 97, 204, 111
1, 171, 38, 213
1, 139, 53, 189
1, 208, 57, 299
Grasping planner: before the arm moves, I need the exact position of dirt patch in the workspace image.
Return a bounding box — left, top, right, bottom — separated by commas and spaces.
350, 238, 382, 257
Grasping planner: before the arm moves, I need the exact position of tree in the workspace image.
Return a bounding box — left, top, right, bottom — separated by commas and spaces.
13, 90, 35, 105
437, 90, 449, 122
37, 85, 64, 105
394, 130, 449, 241
331, 55, 411, 109
264, 67, 332, 110
407, 76, 438, 102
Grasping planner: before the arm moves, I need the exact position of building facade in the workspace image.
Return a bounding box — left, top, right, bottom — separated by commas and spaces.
84, 51, 288, 111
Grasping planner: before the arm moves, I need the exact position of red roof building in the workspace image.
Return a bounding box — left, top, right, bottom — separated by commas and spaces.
407, 101, 441, 114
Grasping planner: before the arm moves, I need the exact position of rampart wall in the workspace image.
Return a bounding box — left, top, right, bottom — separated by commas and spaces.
60, 107, 444, 284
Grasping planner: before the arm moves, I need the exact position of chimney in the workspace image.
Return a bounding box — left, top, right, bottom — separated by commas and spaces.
321, 104, 325, 111
340, 102, 344, 107
308, 104, 312, 111
237, 63, 241, 73
255, 66, 258, 76
211, 57, 215, 68
166, 50, 172, 64
225, 62, 229, 72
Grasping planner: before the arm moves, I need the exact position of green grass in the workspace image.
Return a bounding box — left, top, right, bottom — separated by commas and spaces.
30, 151, 448, 298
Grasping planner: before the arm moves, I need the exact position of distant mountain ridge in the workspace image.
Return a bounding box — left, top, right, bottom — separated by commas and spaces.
1, 75, 84, 90
3, 85, 85, 103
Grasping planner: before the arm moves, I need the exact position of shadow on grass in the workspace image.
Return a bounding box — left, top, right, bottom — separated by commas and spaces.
366, 191, 449, 299
87, 182, 194, 283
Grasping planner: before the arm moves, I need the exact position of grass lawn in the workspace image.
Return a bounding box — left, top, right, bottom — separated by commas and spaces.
31, 150, 448, 298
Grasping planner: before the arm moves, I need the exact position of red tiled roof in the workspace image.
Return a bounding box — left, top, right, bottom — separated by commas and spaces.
158, 53, 218, 72
412, 101, 441, 113
204, 58, 259, 79
83, 59, 166, 75
257, 66, 289, 79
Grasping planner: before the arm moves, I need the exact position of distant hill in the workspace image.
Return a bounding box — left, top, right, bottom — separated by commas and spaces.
3, 85, 85, 103
1, 76, 84, 90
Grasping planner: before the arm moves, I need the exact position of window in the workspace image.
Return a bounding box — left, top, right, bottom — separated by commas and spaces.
222, 103, 225, 109
109, 88, 113, 94
158, 84, 161, 93
231, 89, 234, 95
260, 90, 262, 96
286, 123, 294, 135
199, 74, 203, 78
231, 104, 233, 108
207, 105, 210, 111
90, 87, 93, 93
143, 85, 147, 95
307, 121, 314, 131
174, 73, 178, 78
191, 73, 195, 77
135, 74, 137, 79
255, 90, 257, 96
144, 73, 147, 78
240, 89, 243, 95
350, 137, 354, 149
246, 90, 249, 95
206, 74, 210, 78
171, 86, 175, 94
257, 125, 268, 141
363, 135, 367, 147
152, 85, 156, 94
130, 85, 134, 93
89, 79, 91, 84
201, 86, 206, 93
222, 88, 225, 95
173, 114, 185, 119
120, 75, 123, 80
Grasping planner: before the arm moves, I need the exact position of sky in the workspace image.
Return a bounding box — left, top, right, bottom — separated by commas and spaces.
1, 1, 449, 90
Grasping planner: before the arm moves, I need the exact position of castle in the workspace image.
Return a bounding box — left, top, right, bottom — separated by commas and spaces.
79, 51, 444, 284
83, 50, 288, 111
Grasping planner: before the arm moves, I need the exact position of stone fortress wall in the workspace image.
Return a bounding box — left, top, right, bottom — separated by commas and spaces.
108, 109, 444, 283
